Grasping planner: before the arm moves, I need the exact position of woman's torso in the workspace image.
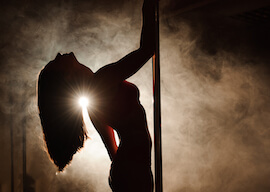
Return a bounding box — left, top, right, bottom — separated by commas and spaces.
98, 80, 152, 165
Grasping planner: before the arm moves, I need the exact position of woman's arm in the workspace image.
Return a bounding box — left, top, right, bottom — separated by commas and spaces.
94, 0, 155, 83
90, 114, 118, 161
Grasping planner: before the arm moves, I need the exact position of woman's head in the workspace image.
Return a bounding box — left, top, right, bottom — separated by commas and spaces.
38, 53, 93, 171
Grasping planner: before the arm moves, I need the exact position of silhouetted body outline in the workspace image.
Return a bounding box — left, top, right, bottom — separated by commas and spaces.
38, 0, 155, 191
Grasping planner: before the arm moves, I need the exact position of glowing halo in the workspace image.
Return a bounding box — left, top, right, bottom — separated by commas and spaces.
78, 96, 96, 137
79, 96, 89, 108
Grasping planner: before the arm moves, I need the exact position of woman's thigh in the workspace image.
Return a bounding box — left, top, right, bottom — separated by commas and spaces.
109, 162, 153, 192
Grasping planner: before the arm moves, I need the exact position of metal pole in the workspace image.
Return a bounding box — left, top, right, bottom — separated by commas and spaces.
10, 95, 14, 192
153, 0, 163, 191
23, 117, 26, 192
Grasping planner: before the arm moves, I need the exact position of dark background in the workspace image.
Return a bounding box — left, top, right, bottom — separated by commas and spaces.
0, 0, 270, 191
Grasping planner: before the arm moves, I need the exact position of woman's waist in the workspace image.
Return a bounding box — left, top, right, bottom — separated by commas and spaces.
113, 145, 152, 166
119, 129, 152, 146
107, 103, 147, 128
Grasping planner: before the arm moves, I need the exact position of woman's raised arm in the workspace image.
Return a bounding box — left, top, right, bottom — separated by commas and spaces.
94, 0, 155, 83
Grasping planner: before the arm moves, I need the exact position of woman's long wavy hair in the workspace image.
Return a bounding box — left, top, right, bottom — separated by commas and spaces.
38, 59, 89, 171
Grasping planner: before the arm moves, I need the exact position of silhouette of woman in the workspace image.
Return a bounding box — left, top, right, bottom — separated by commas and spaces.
38, 0, 155, 191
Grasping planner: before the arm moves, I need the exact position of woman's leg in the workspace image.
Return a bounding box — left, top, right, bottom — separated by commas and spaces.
109, 162, 153, 192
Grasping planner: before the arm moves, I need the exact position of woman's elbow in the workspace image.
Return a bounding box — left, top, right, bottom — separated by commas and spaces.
140, 33, 155, 56
140, 45, 155, 58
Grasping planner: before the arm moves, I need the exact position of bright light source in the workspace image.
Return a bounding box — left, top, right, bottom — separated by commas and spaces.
79, 97, 89, 108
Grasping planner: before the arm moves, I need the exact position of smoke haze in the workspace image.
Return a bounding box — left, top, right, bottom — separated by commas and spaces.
0, 0, 270, 191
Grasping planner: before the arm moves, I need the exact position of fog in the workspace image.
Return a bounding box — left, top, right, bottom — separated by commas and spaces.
0, 0, 270, 191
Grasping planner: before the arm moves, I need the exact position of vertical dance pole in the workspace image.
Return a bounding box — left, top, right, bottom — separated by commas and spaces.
22, 117, 26, 192
10, 95, 14, 192
153, 0, 162, 191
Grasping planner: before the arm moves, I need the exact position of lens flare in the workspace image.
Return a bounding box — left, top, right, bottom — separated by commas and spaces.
78, 95, 120, 145
79, 97, 89, 108
78, 96, 97, 137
